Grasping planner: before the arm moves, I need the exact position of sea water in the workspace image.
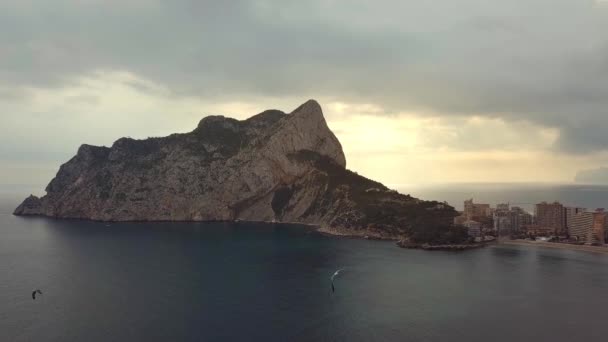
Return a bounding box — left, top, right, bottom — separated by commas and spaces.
1, 191, 608, 341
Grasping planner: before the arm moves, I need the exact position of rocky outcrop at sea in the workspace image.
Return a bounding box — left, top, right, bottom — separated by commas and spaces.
14, 100, 456, 238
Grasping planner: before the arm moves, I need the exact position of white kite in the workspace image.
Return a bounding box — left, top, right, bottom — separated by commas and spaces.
330, 269, 344, 293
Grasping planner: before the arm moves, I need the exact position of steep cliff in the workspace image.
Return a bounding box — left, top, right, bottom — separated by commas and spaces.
14, 100, 456, 238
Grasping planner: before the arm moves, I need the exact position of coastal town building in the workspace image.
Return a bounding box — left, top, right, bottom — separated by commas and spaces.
524, 224, 554, 236
591, 211, 606, 245
569, 212, 593, 242
510, 206, 533, 233
464, 220, 482, 238
569, 210, 607, 245
492, 204, 533, 236
565, 206, 586, 234
494, 216, 511, 236
457, 199, 605, 241
535, 202, 566, 235
496, 203, 510, 212
493, 203, 511, 237
464, 199, 491, 220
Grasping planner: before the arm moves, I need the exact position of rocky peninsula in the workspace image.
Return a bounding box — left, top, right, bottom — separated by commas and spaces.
14, 100, 461, 242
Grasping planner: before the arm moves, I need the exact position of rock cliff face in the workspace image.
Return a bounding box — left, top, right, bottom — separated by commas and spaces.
14, 100, 456, 238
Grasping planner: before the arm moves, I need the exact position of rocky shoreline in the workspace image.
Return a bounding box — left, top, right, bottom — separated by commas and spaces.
396, 240, 487, 251
316, 226, 484, 252
14, 212, 479, 251
316, 226, 402, 241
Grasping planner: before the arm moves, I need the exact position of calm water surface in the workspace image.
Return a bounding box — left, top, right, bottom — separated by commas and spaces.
1, 194, 608, 341
404, 183, 608, 212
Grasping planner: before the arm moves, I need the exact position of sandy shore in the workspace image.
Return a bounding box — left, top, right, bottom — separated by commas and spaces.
502, 240, 608, 255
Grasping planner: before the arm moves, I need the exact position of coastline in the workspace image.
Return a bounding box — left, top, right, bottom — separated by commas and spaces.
14, 214, 479, 250
396, 240, 488, 251
503, 240, 608, 255
316, 226, 485, 251
316, 226, 401, 241
13, 214, 384, 240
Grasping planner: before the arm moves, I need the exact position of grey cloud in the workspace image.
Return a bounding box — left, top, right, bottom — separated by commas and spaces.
0, 87, 29, 100
1, 0, 608, 152
64, 94, 100, 105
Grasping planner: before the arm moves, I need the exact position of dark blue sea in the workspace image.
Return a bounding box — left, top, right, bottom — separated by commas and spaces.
2, 186, 608, 341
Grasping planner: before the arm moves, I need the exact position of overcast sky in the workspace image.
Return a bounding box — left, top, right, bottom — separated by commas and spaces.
1, 0, 608, 189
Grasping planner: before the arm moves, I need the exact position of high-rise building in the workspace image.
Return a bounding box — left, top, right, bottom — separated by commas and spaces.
592, 210, 607, 245
564, 206, 586, 234
493, 205, 532, 236
493, 203, 511, 236
570, 210, 607, 245
569, 212, 593, 242
496, 203, 510, 212
464, 199, 491, 220
535, 202, 565, 235
494, 216, 511, 236
510, 206, 533, 233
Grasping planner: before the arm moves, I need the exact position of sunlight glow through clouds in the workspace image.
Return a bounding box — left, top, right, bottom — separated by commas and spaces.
596, 0, 608, 8
328, 112, 567, 185
1, 69, 607, 186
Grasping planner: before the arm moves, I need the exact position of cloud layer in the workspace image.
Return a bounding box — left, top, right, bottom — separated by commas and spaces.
1, 0, 608, 186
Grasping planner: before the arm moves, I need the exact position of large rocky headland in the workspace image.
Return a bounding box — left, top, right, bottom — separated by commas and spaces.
14, 100, 461, 241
